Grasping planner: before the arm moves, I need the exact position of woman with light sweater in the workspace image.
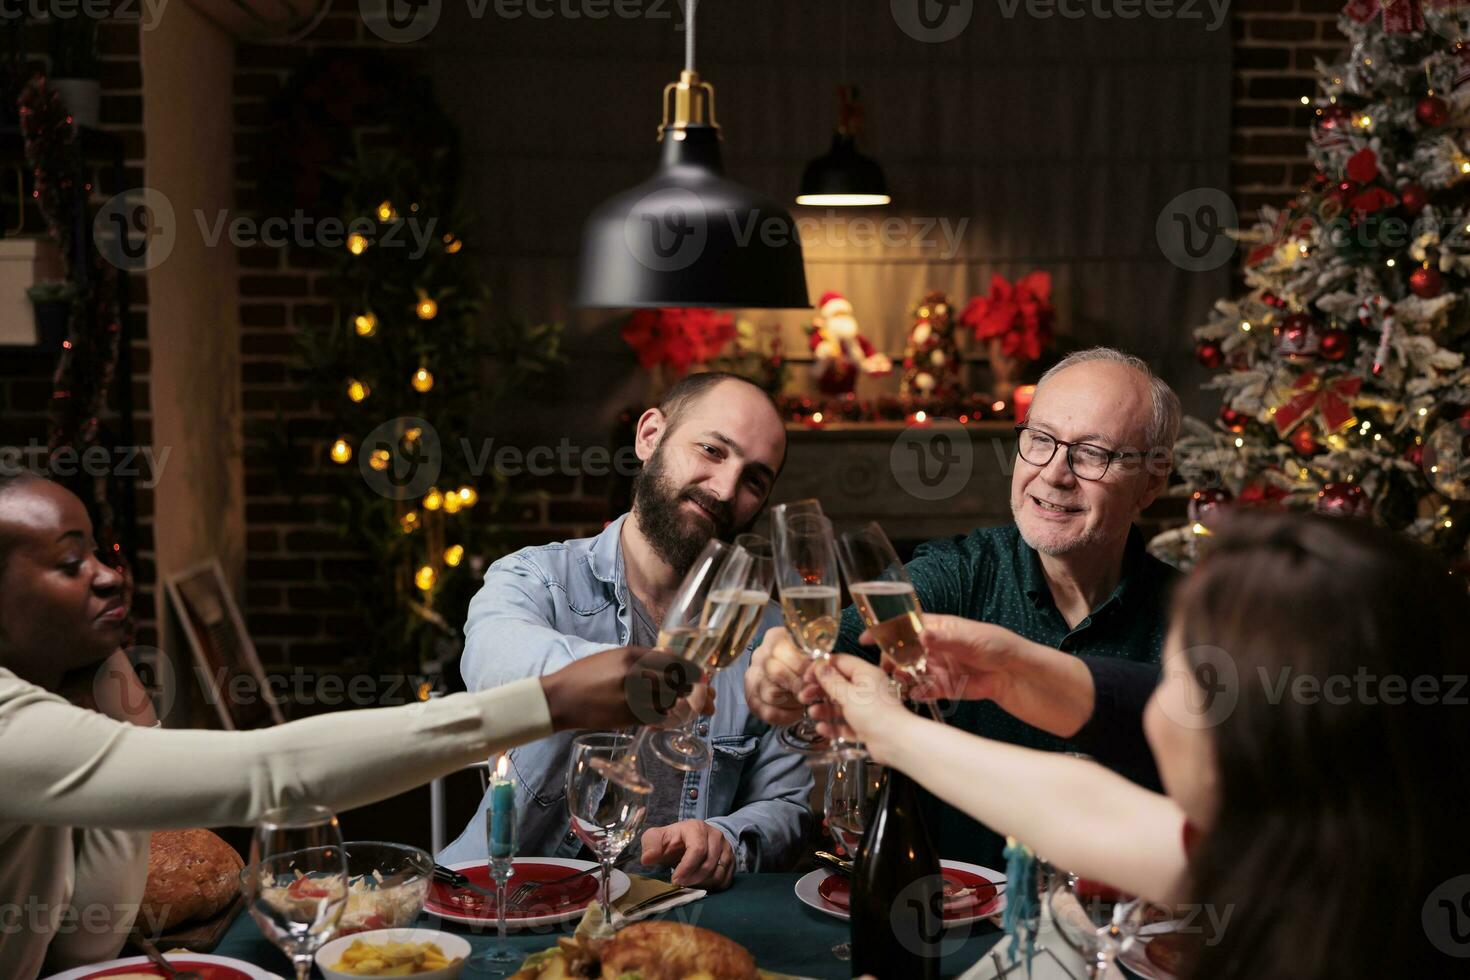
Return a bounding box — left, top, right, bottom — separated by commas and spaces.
0, 471, 706, 978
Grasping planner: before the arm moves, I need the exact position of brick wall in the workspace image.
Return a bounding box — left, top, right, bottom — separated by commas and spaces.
0, 17, 154, 645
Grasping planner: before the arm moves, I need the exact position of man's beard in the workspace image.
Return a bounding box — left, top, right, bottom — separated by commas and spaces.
632, 447, 739, 578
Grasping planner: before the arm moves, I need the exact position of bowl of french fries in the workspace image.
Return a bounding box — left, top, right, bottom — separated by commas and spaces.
315, 927, 470, 979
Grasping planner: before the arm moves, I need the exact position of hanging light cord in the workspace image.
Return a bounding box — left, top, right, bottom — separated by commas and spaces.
685, 0, 699, 72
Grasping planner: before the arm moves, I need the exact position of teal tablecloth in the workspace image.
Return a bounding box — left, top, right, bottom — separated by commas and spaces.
214, 873, 1007, 979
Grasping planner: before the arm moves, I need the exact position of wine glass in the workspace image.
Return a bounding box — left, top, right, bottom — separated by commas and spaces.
567, 732, 651, 939
823, 751, 884, 961
1046, 869, 1145, 979
594, 539, 749, 791
651, 533, 773, 770
244, 805, 348, 980
836, 522, 945, 723
772, 508, 842, 757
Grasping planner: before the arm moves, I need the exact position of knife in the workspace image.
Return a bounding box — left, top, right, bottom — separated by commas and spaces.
815, 850, 854, 876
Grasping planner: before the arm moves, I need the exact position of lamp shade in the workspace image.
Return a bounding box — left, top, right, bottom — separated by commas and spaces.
574, 125, 810, 309
796, 132, 891, 207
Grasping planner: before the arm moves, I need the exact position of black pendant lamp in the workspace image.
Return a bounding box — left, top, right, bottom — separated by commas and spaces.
573, 0, 809, 309
797, 85, 891, 207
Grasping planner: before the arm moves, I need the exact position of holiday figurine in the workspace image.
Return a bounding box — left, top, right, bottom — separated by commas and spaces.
807, 291, 892, 396
900, 291, 963, 402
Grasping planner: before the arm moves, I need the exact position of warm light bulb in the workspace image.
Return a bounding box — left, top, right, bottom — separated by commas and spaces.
1461, 161, 1470, 174
443, 234, 463, 254
329, 439, 352, 464
915, 410, 928, 423
354, 313, 378, 337
1241, 321, 1252, 332
812, 411, 824, 423
458, 486, 478, 507
1299, 96, 1310, 105
369, 448, 391, 471
1356, 114, 1372, 128
347, 379, 370, 403
347, 233, 369, 255
377, 200, 396, 221
444, 544, 465, 567
400, 511, 419, 532
795, 193, 893, 207
1386, 258, 1396, 268
415, 565, 437, 591
1234, 437, 1245, 448
442, 492, 463, 515
423, 487, 443, 511
412, 366, 435, 393
415, 290, 438, 320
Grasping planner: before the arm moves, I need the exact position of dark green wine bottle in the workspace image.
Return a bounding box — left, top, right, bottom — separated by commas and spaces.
849, 767, 943, 979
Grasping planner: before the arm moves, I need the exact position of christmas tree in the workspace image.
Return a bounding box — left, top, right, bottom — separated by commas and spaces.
1152, 2, 1470, 572
300, 143, 561, 675
900, 290, 962, 403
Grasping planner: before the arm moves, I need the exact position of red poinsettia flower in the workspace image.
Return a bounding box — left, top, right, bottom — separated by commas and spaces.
960, 271, 1055, 361
622, 308, 736, 376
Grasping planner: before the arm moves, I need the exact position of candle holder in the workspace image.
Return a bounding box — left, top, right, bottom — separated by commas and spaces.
470, 756, 519, 974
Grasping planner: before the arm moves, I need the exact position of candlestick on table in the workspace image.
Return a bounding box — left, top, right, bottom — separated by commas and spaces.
472, 754, 519, 974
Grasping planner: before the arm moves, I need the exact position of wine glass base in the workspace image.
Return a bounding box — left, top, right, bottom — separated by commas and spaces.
588, 756, 653, 795
648, 730, 711, 772
831, 941, 851, 961
777, 725, 833, 757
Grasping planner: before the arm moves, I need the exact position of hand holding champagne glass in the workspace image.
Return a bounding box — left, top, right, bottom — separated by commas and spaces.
772, 501, 841, 756
244, 805, 348, 980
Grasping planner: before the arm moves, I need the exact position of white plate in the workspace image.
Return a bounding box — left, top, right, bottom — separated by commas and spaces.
317, 926, 470, 979
794, 859, 1007, 927
44, 952, 279, 980
426, 857, 630, 931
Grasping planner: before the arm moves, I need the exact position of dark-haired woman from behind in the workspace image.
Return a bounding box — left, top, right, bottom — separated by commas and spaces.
816, 512, 1470, 979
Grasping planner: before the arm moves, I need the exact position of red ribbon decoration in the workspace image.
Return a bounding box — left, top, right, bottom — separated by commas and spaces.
1343, 0, 1426, 33
1273, 372, 1363, 436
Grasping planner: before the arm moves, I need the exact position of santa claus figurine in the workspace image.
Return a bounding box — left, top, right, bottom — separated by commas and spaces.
808, 291, 892, 395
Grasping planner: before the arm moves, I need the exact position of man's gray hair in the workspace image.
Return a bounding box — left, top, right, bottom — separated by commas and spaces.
1035, 347, 1181, 454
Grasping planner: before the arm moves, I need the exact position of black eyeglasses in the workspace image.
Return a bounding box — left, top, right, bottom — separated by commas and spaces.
1013, 425, 1145, 482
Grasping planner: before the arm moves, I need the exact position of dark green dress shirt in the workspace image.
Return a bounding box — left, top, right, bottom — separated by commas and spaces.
834, 522, 1178, 869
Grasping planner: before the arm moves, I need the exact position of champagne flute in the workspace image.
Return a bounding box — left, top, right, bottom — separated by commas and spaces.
651, 533, 773, 770
836, 522, 945, 723
567, 732, 651, 940
1046, 869, 1145, 979
593, 539, 748, 791
244, 805, 348, 980
823, 751, 885, 961
772, 508, 841, 757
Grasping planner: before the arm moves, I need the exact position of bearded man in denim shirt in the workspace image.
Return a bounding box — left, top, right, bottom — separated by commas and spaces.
440, 373, 813, 890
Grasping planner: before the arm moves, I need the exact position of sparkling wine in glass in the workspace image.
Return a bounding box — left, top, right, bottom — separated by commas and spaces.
837, 522, 945, 722
593, 540, 748, 791
651, 533, 773, 769
772, 506, 841, 757
245, 805, 348, 980
567, 732, 651, 939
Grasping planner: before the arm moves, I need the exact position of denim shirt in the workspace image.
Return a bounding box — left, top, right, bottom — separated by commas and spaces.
438, 515, 814, 872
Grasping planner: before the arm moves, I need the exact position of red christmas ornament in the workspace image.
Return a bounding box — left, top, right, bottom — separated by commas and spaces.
1318, 327, 1350, 362
1315, 483, 1370, 518
1400, 182, 1428, 215
1274, 313, 1320, 360
1290, 423, 1323, 456
1405, 443, 1425, 468
1409, 265, 1444, 299
1416, 95, 1450, 127
1196, 340, 1224, 369
1220, 406, 1248, 433
1229, 351, 1252, 372
1187, 487, 1234, 525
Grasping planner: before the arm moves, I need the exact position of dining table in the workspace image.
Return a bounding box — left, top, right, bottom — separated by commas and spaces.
212, 872, 1018, 979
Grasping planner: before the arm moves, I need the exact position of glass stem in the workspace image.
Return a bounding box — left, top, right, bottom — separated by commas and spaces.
625, 726, 652, 767
600, 854, 614, 925
496, 879, 509, 949
295, 958, 312, 980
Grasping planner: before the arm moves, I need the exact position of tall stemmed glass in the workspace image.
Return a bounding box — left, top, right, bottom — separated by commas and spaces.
651, 533, 773, 770
592, 539, 749, 792
1046, 869, 1145, 979
567, 732, 651, 940
836, 522, 945, 723
244, 805, 348, 980
772, 507, 841, 756
823, 751, 885, 961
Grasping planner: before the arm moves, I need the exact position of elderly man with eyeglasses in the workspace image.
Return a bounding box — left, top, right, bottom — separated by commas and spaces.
748, 347, 1182, 868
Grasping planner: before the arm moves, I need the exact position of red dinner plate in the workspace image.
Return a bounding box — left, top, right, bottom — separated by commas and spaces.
816, 868, 1002, 919
425, 861, 599, 920
81, 965, 252, 980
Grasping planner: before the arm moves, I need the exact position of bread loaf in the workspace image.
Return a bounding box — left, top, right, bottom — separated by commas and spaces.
138, 829, 244, 933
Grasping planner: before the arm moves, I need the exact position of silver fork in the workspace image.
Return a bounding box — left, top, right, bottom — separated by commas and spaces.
134, 932, 203, 980
503, 851, 634, 910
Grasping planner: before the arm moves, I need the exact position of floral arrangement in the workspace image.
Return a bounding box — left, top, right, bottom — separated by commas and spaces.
621, 308, 737, 377
960, 271, 1056, 361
